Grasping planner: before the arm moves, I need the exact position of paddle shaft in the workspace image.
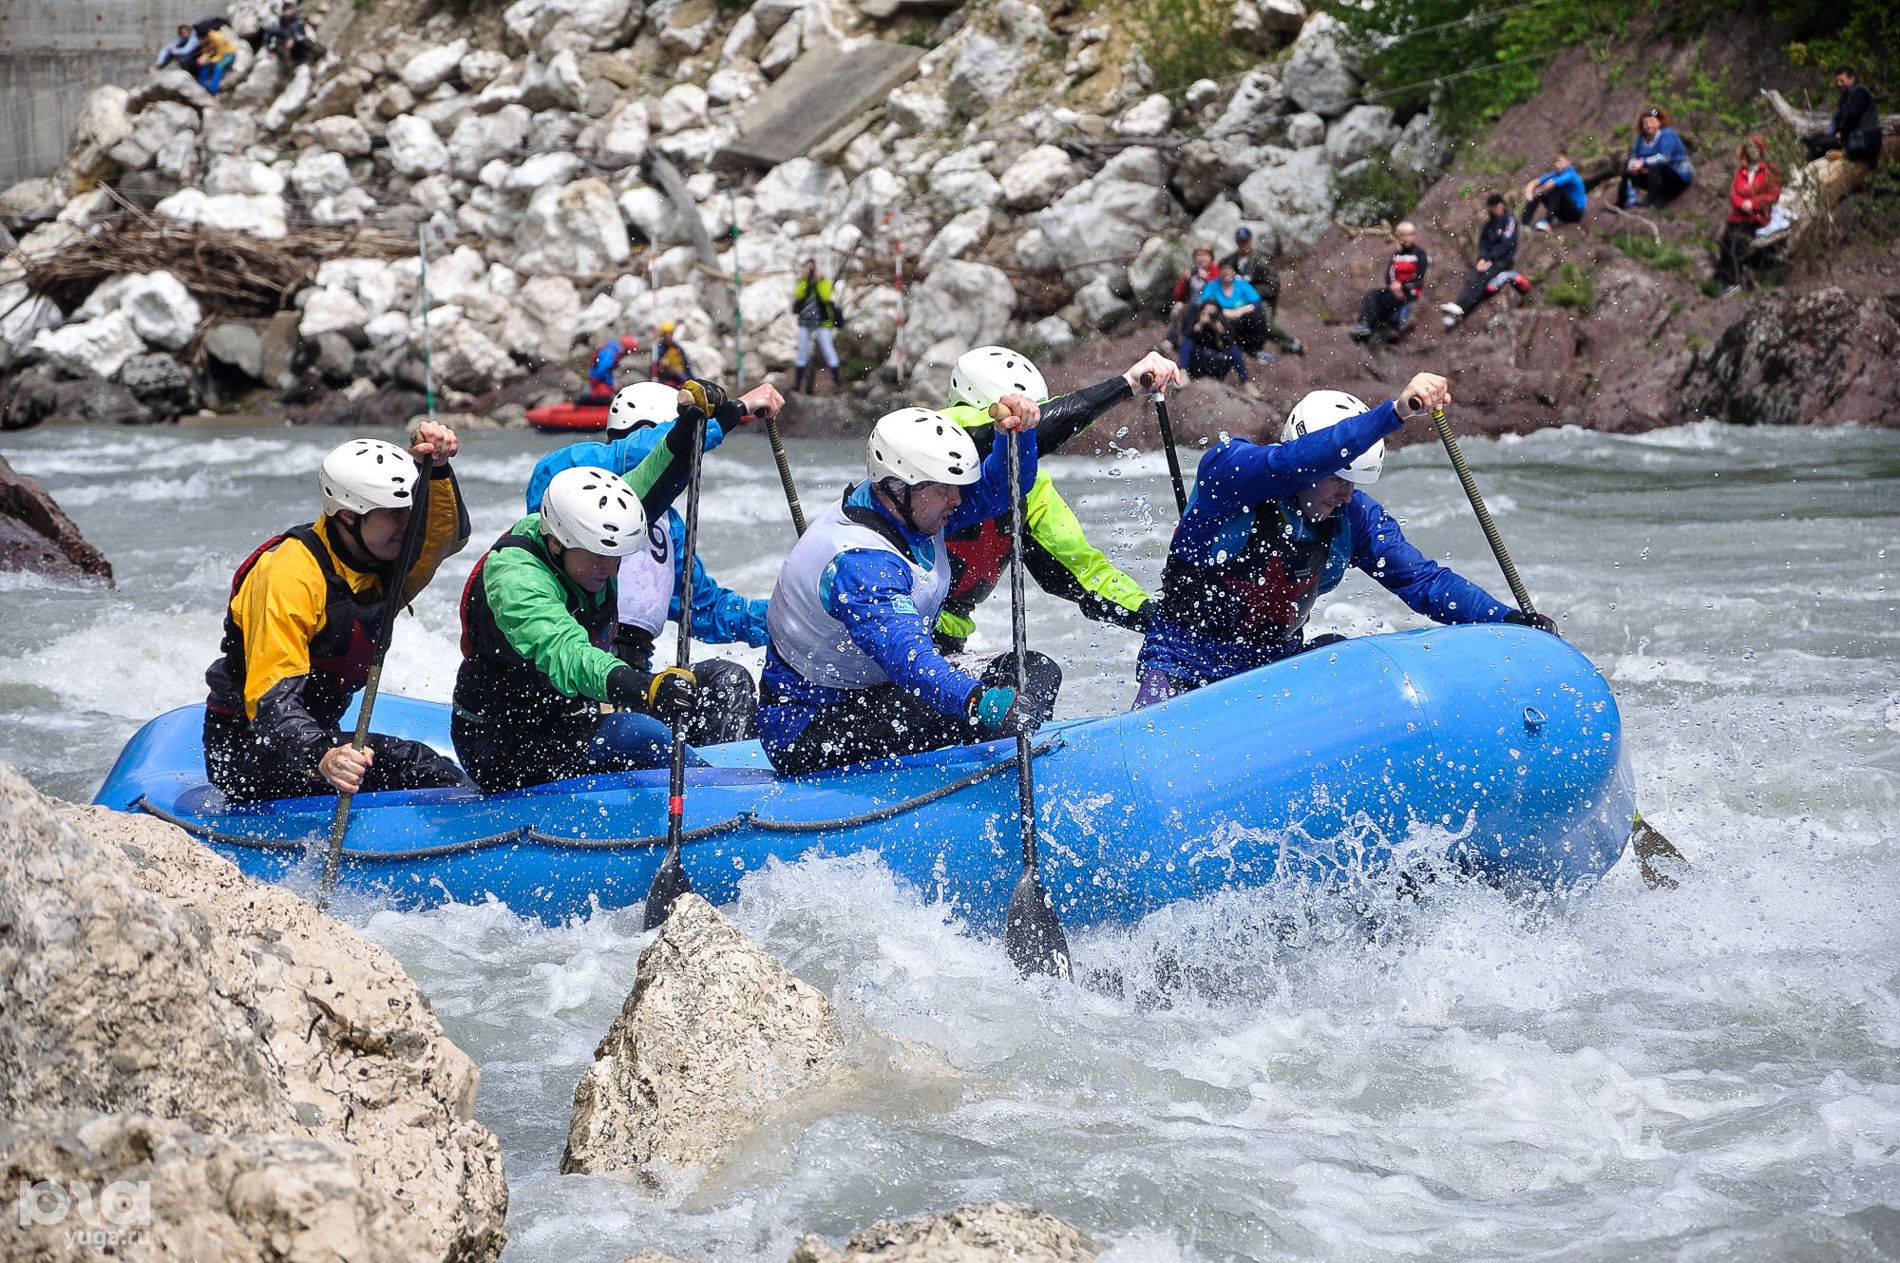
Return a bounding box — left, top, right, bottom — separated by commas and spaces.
1005, 428, 1038, 866
1425, 405, 1536, 616
667, 405, 710, 850
763, 410, 807, 535
317, 454, 434, 910
1143, 372, 1187, 515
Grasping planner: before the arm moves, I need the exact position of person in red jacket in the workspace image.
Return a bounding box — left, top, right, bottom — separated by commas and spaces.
1713, 135, 1781, 296
1166, 245, 1217, 352
1350, 222, 1428, 344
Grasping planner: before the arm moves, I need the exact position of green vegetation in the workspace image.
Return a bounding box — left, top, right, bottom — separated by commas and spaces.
1333, 154, 1431, 227
1133, 0, 1252, 97
1612, 232, 1696, 273
1544, 262, 1594, 313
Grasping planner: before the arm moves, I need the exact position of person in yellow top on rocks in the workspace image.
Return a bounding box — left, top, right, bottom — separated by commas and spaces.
203, 422, 472, 802
650, 321, 695, 388
932, 344, 1184, 654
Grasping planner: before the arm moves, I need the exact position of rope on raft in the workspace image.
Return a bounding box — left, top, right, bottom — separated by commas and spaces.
130, 739, 1062, 863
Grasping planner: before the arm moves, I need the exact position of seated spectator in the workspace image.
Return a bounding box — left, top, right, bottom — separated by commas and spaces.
1713, 135, 1781, 296
1616, 108, 1696, 209
1442, 194, 1530, 329
1166, 245, 1217, 351
194, 22, 239, 95
153, 24, 200, 71
1222, 226, 1304, 356
1198, 260, 1273, 358
1179, 302, 1248, 383
1349, 222, 1427, 344
1521, 153, 1587, 231
1804, 68, 1882, 165
264, 4, 312, 64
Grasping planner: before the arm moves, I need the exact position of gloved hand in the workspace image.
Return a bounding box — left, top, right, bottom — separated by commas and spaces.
645, 665, 699, 721
970, 685, 1038, 737
678, 379, 749, 431
1503, 608, 1559, 635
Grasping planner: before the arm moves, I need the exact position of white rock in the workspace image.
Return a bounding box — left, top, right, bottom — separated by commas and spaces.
886, 84, 950, 135
0, 177, 66, 227
1037, 178, 1183, 285
948, 35, 1025, 118
298, 115, 373, 157
291, 149, 354, 201
413, 245, 492, 307
387, 114, 448, 177
1324, 103, 1397, 166
660, 0, 720, 54
201, 109, 258, 155
316, 258, 410, 317
655, 83, 709, 134
1285, 111, 1326, 148
118, 271, 202, 350
449, 105, 532, 179
897, 259, 1015, 395
432, 317, 522, 389
401, 39, 471, 93
927, 149, 1004, 216
920, 206, 993, 268
574, 292, 623, 339
707, 61, 766, 107
1076, 274, 1132, 328
150, 131, 198, 183
596, 99, 650, 167
313, 188, 377, 226
0, 282, 63, 371
1012, 226, 1057, 271
54, 188, 113, 229
261, 65, 314, 133
515, 178, 631, 276
839, 166, 906, 234
1282, 13, 1359, 117
1208, 67, 1286, 140
653, 123, 735, 167
76, 276, 139, 321
1097, 144, 1174, 186
31, 311, 145, 379
459, 50, 512, 89
999, 144, 1077, 212
68, 86, 135, 179
540, 49, 588, 110
1236, 145, 1336, 248
1114, 93, 1174, 138
500, 274, 583, 362
153, 189, 288, 239
203, 155, 285, 197
618, 184, 681, 245
757, 18, 802, 78
507, 151, 587, 190
753, 158, 846, 225
1190, 197, 1245, 250
1029, 313, 1076, 354
504, 0, 645, 54
300, 287, 371, 340
1391, 110, 1450, 177
363, 311, 412, 346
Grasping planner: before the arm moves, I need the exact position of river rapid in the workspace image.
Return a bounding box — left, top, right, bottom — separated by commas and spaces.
2, 418, 1896, 1261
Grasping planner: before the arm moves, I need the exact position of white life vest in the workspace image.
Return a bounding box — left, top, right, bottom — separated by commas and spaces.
616, 512, 676, 635
767, 492, 950, 690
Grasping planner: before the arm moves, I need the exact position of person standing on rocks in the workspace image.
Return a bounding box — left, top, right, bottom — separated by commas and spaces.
931, 344, 1182, 655
758, 405, 1059, 775
1133, 377, 1556, 706
790, 260, 844, 394
203, 424, 473, 801
522, 381, 774, 746
1521, 153, 1588, 232
650, 322, 695, 389
1221, 227, 1303, 356
1441, 194, 1529, 330
1713, 135, 1781, 296
1615, 108, 1696, 209
1349, 223, 1428, 344
579, 334, 640, 405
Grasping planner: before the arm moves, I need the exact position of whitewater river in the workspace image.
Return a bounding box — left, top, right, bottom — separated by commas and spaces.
3, 418, 1896, 1260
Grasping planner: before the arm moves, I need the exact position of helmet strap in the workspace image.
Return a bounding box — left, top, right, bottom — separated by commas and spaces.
876, 477, 925, 534
330, 509, 388, 576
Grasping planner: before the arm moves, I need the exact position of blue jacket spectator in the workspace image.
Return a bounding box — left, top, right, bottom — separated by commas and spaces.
154, 26, 199, 70
1619, 108, 1695, 208
1521, 154, 1588, 230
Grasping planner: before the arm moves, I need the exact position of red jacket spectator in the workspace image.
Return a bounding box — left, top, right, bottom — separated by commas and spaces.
1726, 135, 1781, 228
1172, 252, 1216, 305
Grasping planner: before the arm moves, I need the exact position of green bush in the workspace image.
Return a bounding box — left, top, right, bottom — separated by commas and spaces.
1333, 156, 1431, 227
1544, 262, 1595, 313
1134, 0, 1251, 97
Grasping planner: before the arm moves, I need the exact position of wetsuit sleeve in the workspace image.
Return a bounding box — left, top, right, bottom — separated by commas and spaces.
1346, 493, 1512, 625
400, 464, 471, 605
1034, 377, 1135, 454
669, 513, 769, 646
1184, 401, 1403, 529
948, 426, 1038, 530
822, 549, 982, 714
621, 415, 726, 520
482, 545, 623, 702
1022, 473, 1150, 627
230, 543, 330, 724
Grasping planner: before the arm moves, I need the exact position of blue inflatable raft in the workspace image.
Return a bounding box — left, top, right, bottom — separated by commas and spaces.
94, 625, 1635, 929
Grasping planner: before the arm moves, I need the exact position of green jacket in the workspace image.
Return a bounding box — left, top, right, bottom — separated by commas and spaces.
792, 276, 841, 329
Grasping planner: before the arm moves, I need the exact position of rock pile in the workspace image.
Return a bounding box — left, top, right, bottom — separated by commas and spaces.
0, 763, 509, 1262
0, 0, 1446, 418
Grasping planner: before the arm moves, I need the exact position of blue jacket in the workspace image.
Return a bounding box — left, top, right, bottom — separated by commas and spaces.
760, 430, 1039, 753
1534, 165, 1588, 215
1198, 277, 1264, 312
1630, 127, 1694, 184
588, 343, 624, 387
524, 419, 764, 647
1138, 402, 1513, 684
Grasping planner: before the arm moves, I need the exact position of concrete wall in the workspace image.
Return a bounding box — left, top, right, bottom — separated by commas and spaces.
0, 0, 183, 187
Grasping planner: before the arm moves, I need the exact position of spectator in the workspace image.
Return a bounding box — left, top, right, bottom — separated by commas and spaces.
194, 22, 239, 95
790, 259, 843, 394
650, 321, 694, 388
153, 24, 200, 71
1521, 153, 1587, 232
264, 4, 312, 64
1179, 302, 1248, 383
1198, 260, 1273, 359
1616, 108, 1695, 209
1804, 68, 1882, 165
1442, 194, 1530, 329
1349, 222, 1427, 344
1713, 135, 1781, 296
1167, 245, 1217, 351
1222, 226, 1304, 355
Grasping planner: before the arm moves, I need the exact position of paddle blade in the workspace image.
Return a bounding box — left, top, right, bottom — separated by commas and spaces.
1631, 816, 1688, 890
642, 843, 694, 930
1005, 866, 1072, 980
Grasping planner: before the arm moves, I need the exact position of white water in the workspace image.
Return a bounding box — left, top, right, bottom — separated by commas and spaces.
3, 420, 1897, 1260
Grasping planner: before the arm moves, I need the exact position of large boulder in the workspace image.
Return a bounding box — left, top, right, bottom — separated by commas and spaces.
897, 259, 1015, 394
1322, 103, 1397, 167
299, 287, 372, 341
1037, 179, 1183, 286
297, 114, 375, 157
30, 312, 145, 379
0, 177, 69, 229
999, 145, 1077, 213
387, 114, 449, 177
49, 378, 154, 426
0, 766, 508, 1261
117, 351, 199, 417
152, 189, 289, 239
204, 313, 301, 389
401, 38, 471, 93
596, 98, 651, 167
291, 149, 354, 202
503, 0, 645, 53
117, 272, 202, 351
1207, 67, 1286, 141
449, 105, 533, 179
0, 457, 112, 583
1683, 288, 1900, 428
203, 155, 286, 197
789, 1203, 1099, 1263
0, 282, 63, 371
430, 315, 522, 391
67, 86, 135, 180
754, 158, 846, 225
1281, 13, 1359, 117
1235, 146, 1336, 248
1390, 110, 1450, 177
501, 274, 583, 363
947, 35, 1027, 118
513, 178, 632, 277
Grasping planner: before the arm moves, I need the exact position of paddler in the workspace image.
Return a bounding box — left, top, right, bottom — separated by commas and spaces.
760, 404, 1059, 775
932, 344, 1184, 654
1133, 374, 1560, 706
203, 423, 472, 801
452, 381, 769, 792
577, 333, 640, 405
650, 321, 694, 388
521, 379, 780, 745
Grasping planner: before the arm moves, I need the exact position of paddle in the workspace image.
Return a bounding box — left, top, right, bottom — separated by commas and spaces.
1143, 371, 1187, 515
316, 451, 433, 912
1413, 398, 1689, 889
762, 408, 807, 535
1001, 426, 1073, 979
642, 385, 713, 929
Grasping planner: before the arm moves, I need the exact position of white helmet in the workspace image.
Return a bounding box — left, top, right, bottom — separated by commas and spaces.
1282, 389, 1382, 485
539, 465, 647, 556
948, 345, 1047, 411
867, 407, 982, 487
606, 381, 676, 439
319, 439, 419, 516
